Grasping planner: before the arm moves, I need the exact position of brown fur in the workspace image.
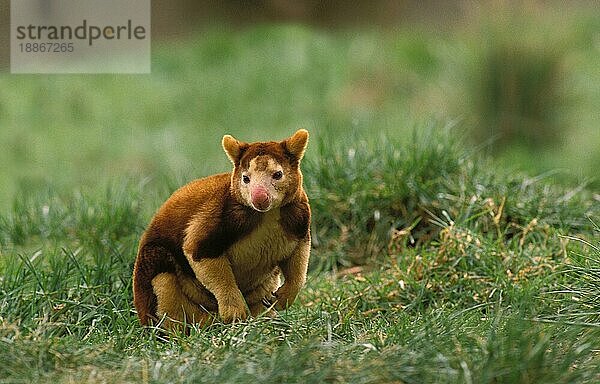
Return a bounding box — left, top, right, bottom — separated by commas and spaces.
132, 130, 311, 329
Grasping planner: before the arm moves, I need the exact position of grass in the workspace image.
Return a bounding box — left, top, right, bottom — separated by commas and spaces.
1, 125, 599, 383
1, 13, 600, 384
1, 8, 599, 209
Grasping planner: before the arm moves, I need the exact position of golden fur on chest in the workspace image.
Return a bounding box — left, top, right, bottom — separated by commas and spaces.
228, 209, 297, 272
227, 208, 298, 291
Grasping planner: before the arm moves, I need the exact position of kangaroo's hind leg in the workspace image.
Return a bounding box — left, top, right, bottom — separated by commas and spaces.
152, 272, 214, 330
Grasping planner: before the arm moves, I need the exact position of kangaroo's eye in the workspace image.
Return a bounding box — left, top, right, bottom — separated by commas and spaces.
242, 175, 250, 184
272, 171, 283, 180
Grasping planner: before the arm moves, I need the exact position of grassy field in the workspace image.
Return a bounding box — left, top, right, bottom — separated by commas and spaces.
1, 10, 600, 384
1, 125, 599, 383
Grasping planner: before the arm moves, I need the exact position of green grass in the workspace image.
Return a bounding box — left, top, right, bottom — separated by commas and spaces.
1, 16, 600, 384
1, 9, 599, 209
1, 125, 599, 383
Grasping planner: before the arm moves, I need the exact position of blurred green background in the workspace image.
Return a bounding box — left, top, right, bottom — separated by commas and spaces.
0, 1, 598, 209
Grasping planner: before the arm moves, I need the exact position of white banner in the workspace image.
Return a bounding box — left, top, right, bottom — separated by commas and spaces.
11, 0, 151, 74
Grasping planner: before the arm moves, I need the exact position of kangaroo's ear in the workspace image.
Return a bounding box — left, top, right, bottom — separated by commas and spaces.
283, 129, 309, 161
222, 135, 248, 164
